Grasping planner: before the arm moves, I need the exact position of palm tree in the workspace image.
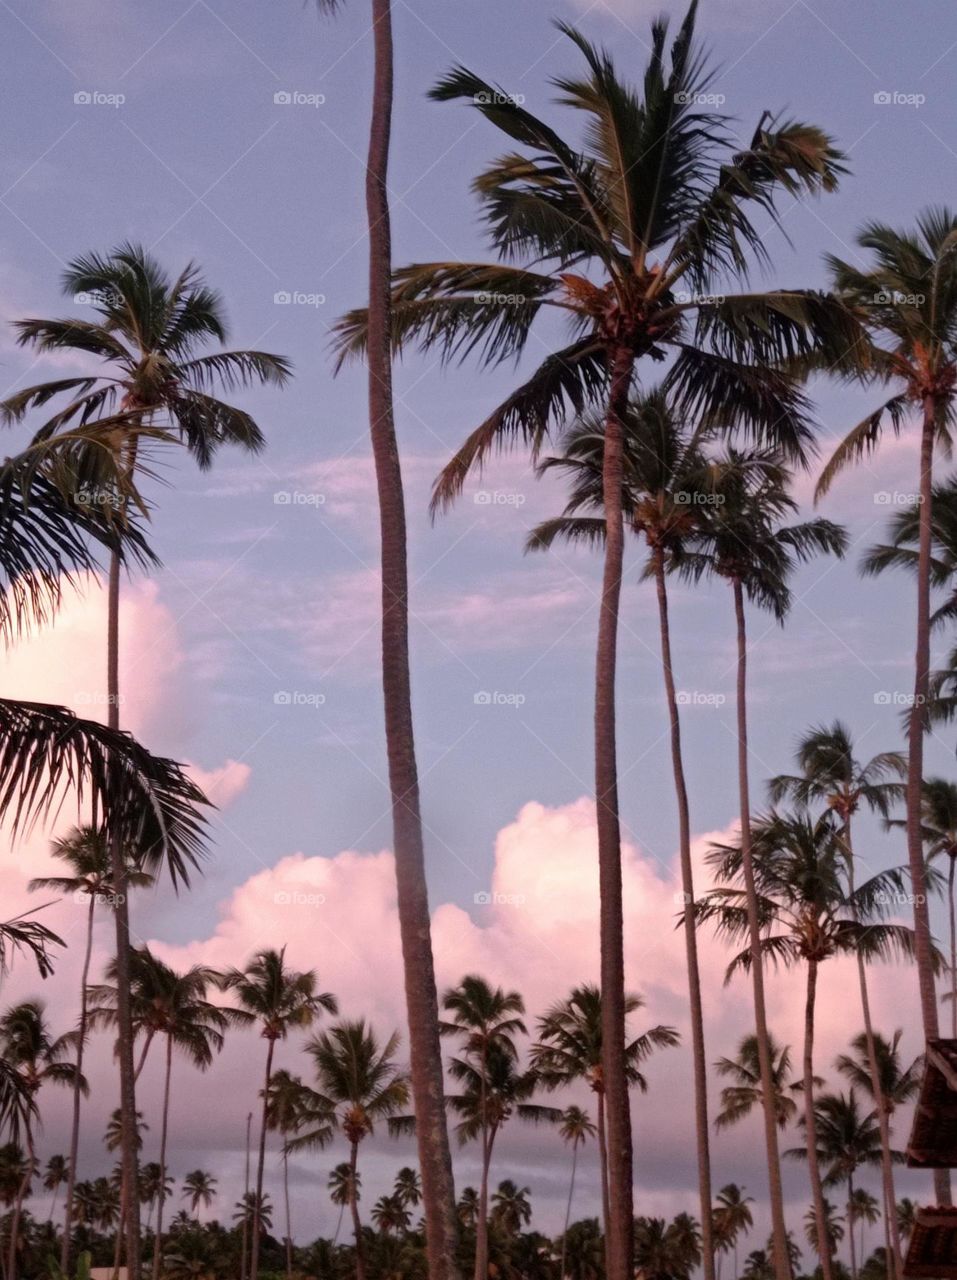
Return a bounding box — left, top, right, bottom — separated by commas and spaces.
221, 949, 336, 1280
896, 1199, 917, 1244
700, 811, 918, 1280
393, 1168, 421, 1211
679, 452, 846, 1277
335, 17, 855, 1276
440, 975, 527, 1280
372, 1193, 411, 1236
2, 243, 290, 1279
233, 1191, 273, 1238
0, 1000, 85, 1279
42, 1154, 68, 1223
769, 721, 907, 1276
816, 214, 957, 1205
557, 1106, 596, 1279
789, 1091, 885, 1280
328, 1163, 360, 1245
181, 1171, 217, 1221
714, 1034, 804, 1132
456, 1188, 479, 1232
295, 1019, 409, 1280
850, 1190, 881, 1273
530, 983, 678, 1241
489, 1181, 531, 1238
804, 1200, 844, 1265
264, 1069, 310, 1279
29, 825, 153, 1268
140, 1163, 172, 1232
634, 1215, 700, 1280
713, 1184, 754, 1280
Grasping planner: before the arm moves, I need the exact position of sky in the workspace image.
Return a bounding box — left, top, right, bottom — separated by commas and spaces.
1, 0, 957, 1260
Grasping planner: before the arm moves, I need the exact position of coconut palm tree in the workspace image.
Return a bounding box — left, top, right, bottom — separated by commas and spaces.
769, 721, 907, 1276
816, 214, 957, 1202
700, 811, 918, 1280
181, 1171, 217, 1221
456, 1187, 479, 1232
896, 1199, 917, 1244
678, 451, 846, 1275
264, 1069, 311, 1279
804, 1200, 844, 1266
490, 1181, 531, 1238
530, 983, 678, 1243
393, 1168, 421, 1212
850, 1190, 881, 1273
294, 1019, 409, 1280
29, 826, 153, 1269
372, 1193, 411, 1236
789, 1091, 886, 1280
335, 15, 855, 1275
221, 949, 336, 1280
557, 1106, 595, 1279
2, 243, 290, 1278
328, 1163, 360, 1245
714, 1034, 805, 1133
233, 1191, 273, 1238
0, 1000, 86, 1279
713, 1184, 754, 1280
42, 1154, 68, 1223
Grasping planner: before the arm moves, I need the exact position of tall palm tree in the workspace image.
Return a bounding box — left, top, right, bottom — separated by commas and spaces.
372, 1193, 411, 1236
530, 983, 678, 1241
679, 452, 846, 1277
804, 1200, 844, 1266
221, 949, 336, 1280
335, 16, 855, 1276
816, 213, 957, 1209
0, 1000, 86, 1279
712, 1184, 754, 1280
43, 1154, 68, 1223
2, 244, 290, 1279
896, 1199, 918, 1244
293, 1019, 409, 1280
393, 1168, 421, 1212
456, 1187, 479, 1232
789, 1091, 885, 1280
181, 1170, 217, 1221
714, 1034, 804, 1132
558, 1107, 595, 1279
28, 825, 153, 1269
700, 811, 918, 1280
769, 721, 907, 1278
850, 1189, 882, 1274
328, 1163, 360, 1245
440, 975, 527, 1280
264, 1069, 311, 1280
489, 1181, 531, 1238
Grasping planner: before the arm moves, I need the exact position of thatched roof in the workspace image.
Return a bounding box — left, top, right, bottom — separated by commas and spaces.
907, 1040, 957, 1170
904, 1206, 957, 1277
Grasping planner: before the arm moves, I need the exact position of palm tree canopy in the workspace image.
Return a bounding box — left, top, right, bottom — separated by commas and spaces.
713, 1033, 803, 1131
220, 947, 337, 1040
835, 1030, 921, 1112
440, 973, 527, 1057
303, 1018, 409, 1144
447, 1041, 561, 1145
786, 1089, 887, 1187
768, 720, 905, 821
29, 824, 154, 900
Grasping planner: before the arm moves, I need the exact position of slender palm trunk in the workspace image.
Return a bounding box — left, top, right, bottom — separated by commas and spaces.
653, 548, 715, 1280
251, 1038, 275, 1280
560, 1138, 580, 1279
907, 396, 949, 1206
847, 1176, 857, 1280
134, 1031, 155, 1083
844, 821, 904, 1280
363, 4, 460, 1277
107, 547, 143, 1280
803, 960, 833, 1280
284, 1149, 293, 1280
334, 1201, 345, 1245
61, 894, 96, 1272
949, 856, 956, 1038
595, 345, 634, 1280
594, 1088, 610, 1243
241, 1112, 252, 1280
475, 1124, 497, 1280
349, 1140, 364, 1280
732, 578, 791, 1280
8, 1115, 35, 1280
150, 1035, 173, 1280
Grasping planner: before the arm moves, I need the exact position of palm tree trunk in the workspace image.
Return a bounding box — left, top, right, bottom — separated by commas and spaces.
803, 959, 834, 1280
595, 344, 634, 1280
560, 1138, 579, 1280
847, 1177, 857, 1280
150, 1035, 173, 1280
61, 893, 96, 1272
949, 856, 956, 1038
8, 1115, 35, 1280
907, 394, 950, 1205
363, 4, 460, 1277
284, 1149, 293, 1280
349, 1140, 365, 1280
732, 578, 791, 1280
475, 1124, 497, 1280
107, 546, 143, 1280
594, 1088, 610, 1244
251, 1038, 275, 1280
844, 821, 904, 1280
134, 1031, 155, 1083
241, 1112, 252, 1280
653, 547, 716, 1280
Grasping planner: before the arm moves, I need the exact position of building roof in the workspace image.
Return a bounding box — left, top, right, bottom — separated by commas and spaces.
904, 1206, 957, 1277
907, 1039, 957, 1170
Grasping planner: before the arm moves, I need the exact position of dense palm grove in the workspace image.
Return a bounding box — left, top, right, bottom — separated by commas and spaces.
0, 2, 956, 1280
